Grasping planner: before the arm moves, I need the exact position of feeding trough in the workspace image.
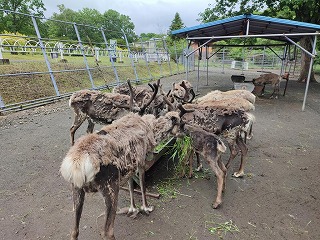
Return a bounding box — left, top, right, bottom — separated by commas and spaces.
231, 75, 255, 92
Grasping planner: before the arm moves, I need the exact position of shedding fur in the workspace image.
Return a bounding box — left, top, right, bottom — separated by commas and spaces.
178, 103, 254, 180
69, 81, 158, 145
195, 89, 256, 104
60, 111, 183, 240
181, 124, 227, 208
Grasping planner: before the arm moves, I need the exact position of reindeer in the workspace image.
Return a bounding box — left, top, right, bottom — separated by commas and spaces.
69, 81, 158, 145
252, 72, 282, 98
60, 110, 184, 240
179, 123, 227, 208
112, 80, 168, 118
168, 80, 196, 104
173, 102, 255, 179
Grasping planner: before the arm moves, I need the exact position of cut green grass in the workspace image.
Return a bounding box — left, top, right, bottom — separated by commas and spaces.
205, 220, 239, 237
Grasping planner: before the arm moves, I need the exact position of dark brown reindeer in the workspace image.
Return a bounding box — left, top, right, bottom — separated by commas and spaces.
60, 110, 185, 240
69, 80, 158, 145
179, 123, 227, 208
173, 102, 255, 179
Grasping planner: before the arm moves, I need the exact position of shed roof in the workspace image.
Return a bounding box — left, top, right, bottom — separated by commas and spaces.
171, 14, 320, 43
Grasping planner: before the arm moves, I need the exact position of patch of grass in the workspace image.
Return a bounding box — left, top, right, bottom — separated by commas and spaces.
156, 178, 180, 200
205, 220, 239, 238
169, 136, 193, 175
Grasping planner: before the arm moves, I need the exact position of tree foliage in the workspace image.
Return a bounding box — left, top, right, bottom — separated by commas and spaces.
168, 12, 185, 40
46, 5, 137, 46
0, 0, 46, 35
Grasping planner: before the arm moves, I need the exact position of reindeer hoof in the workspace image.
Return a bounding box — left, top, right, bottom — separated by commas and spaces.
212, 201, 222, 209
140, 205, 154, 215
117, 206, 139, 217
195, 164, 203, 172
232, 171, 245, 178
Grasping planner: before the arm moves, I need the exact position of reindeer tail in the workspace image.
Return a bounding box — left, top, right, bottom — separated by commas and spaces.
60, 153, 99, 188
242, 112, 256, 140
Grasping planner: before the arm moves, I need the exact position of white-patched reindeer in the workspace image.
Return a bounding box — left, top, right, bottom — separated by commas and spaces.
60, 110, 185, 240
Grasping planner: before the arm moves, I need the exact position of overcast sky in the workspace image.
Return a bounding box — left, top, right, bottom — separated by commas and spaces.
42, 0, 212, 35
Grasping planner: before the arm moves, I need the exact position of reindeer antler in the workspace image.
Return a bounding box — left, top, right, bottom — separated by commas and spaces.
127, 79, 135, 112
138, 82, 159, 115
188, 89, 196, 103
177, 103, 194, 118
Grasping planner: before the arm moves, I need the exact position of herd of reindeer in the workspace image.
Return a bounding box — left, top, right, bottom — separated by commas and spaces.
59, 72, 283, 240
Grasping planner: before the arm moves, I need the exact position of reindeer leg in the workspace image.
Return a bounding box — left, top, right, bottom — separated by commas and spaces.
138, 167, 154, 214
116, 178, 139, 218
195, 152, 203, 172
188, 149, 194, 178
71, 186, 85, 240
100, 181, 119, 240
86, 118, 95, 134
217, 154, 227, 191
206, 157, 225, 209
233, 137, 248, 178
225, 140, 238, 169
70, 111, 87, 145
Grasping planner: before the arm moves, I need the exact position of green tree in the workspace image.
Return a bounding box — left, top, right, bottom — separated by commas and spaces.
198, 0, 320, 82
168, 12, 185, 39
46, 4, 78, 40
46, 6, 137, 46
0, 0, 46, 35
102, 9, 137, 44
140, 33, 165, 41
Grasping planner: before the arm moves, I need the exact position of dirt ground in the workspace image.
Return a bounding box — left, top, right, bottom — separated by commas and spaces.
1, 68, 320, 240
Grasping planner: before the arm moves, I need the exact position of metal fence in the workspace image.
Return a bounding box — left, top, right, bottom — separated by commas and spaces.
0, 9, 195, 114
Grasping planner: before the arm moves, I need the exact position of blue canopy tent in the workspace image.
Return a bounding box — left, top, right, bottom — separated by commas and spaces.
171, 14, 320, 110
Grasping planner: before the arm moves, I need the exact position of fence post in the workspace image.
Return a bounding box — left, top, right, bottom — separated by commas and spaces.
121, 29, 139, 84
173, 41, 179, 73
153, 38, 163, 77
101, 29, 120, 85
73, 23, 95, 89
162, 38, 172, 75
140, 37, 152, 80
31, 16, 60, 96
0, 95, 5, 109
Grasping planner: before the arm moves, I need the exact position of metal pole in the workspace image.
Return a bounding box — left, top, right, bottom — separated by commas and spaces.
302, 35, 317, 111
121, 29, 139, 83
153, 38, 163, 78
140, 37, 152, 80
162, 38, 172, 75
73, 23, 95, 89
206, 45, 209, 86
101, 28, 120, 84
31, 16, 60, 96
261, 46, 265, 71
0, 95, 5, 109
222, 47, 225, 74
174, 41, 179, 73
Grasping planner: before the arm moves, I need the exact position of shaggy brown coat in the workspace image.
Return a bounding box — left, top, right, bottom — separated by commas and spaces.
179, 103, 255, 178
181, 124, 227, 208
195, 89, 256, 104
60, 111, 182, 240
